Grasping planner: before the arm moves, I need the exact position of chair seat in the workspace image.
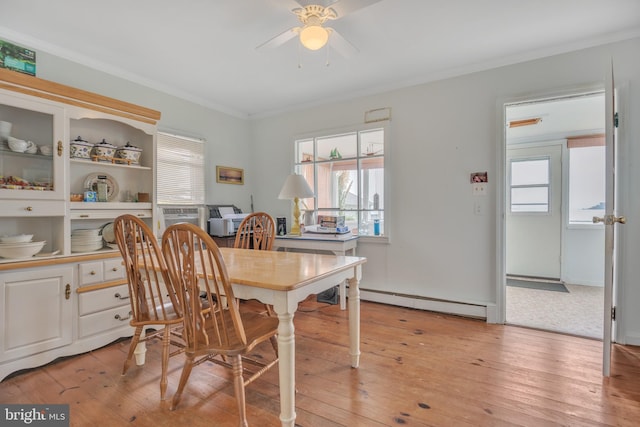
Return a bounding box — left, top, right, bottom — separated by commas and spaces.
131, 300, 182, 326
189, 310, 279, 356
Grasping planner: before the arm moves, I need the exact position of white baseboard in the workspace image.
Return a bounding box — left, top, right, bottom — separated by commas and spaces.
359, 289, 494, 321
623, 332, 640, 346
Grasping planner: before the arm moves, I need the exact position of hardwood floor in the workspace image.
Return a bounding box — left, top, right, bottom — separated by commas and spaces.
2, 300, 639, 426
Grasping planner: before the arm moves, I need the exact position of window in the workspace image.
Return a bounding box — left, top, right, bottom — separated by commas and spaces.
156, 132, 205, 205
568, 135, 605, 224
294, 125, 386, 236
510, 157, 550, 213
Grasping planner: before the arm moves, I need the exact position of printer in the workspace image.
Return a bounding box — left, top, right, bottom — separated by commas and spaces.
207, 204, 249, 237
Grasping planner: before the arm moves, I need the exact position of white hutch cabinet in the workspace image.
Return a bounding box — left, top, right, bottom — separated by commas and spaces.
0, 68, 161, 380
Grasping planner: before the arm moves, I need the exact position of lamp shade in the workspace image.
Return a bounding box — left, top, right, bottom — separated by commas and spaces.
278, 174, 314, 200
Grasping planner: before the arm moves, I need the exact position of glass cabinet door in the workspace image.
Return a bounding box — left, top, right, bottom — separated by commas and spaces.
0, 91, 65, 200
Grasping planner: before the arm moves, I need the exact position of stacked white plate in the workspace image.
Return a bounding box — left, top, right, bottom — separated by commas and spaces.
0, 235, 46, 259
71, 228, 104, 252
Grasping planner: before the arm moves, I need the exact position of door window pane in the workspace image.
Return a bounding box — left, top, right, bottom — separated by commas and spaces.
510, 157, 550, 213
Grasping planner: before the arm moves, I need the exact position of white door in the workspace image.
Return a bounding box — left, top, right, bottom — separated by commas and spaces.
506, 144, 562, 279
597, 64, 623, 376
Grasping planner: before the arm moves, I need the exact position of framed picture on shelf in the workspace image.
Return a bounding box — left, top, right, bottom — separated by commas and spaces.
216, 166, 244, 185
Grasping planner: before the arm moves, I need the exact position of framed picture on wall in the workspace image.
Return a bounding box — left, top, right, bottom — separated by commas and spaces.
216, 166, 244, 185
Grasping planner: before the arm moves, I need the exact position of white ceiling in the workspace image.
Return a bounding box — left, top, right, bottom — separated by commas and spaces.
1, 0, 639, 118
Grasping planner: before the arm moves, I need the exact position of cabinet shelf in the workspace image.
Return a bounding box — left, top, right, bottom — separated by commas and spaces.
70, 202, 152, 210
70, 158, 151, 171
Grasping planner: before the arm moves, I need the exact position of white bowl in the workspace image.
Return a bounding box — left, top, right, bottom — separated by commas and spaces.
0, 241, 46, 259
0, 234, 33, 244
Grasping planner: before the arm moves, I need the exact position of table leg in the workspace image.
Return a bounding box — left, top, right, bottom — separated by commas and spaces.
276, 310, 296, 427
339, 280, 347, 310
348, 271, 361, 368
333, 249, 349, 311
134, 328, 147, 366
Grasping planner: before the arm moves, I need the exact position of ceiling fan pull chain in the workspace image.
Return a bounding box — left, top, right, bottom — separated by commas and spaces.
298, 42, 303, 69
325, 43, 331, 67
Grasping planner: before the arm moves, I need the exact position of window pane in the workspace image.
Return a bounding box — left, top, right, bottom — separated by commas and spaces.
360, 128, 384, 156
511, 187, 548, 204
359, 157, 384, 210
511, 158, 549, 185
296, 139, 314, 163
359, 210, 384, 236
316, 160, 357, 209
511, 187, 549, 212
295, 163, 315, 211
317, 133, 357, 160
569, 146, 605, 224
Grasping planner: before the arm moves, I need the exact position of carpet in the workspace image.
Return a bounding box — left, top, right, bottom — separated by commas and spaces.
507, 278, 569, 293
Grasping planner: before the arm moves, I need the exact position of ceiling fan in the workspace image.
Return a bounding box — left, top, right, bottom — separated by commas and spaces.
257, 0, 382, 58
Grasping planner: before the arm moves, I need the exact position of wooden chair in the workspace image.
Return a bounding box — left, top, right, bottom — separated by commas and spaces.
161, 223, 279, 425
233, 211, 276, 250
234, 212, 276, 315
113, 214, 185, 400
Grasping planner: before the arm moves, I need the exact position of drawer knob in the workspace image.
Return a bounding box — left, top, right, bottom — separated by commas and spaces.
115, 311, 132, 321
25, 206, 33, 212
114, 292, 130, 300
90, 271, 96, 275
112, 267, 118, 272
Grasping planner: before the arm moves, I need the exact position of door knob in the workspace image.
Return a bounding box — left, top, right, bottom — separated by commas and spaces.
593, 215, 626, 225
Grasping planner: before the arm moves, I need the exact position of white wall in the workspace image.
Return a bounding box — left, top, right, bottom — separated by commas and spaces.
250, 38, 640, 344
563, 227, 605, 286
27, 37, 640, 345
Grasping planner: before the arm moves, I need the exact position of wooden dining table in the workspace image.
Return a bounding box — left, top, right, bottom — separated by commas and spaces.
217, 247, 366, 426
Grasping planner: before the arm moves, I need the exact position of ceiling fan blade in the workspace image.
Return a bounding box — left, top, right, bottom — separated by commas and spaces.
256, 28, 298, 50
328, 0, 383, 18
328, 28, 359, 58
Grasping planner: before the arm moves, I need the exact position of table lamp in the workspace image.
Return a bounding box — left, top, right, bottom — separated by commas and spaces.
278, 173, 314, 236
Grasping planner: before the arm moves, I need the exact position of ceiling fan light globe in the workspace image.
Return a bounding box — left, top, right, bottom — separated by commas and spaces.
300, 25, 329, 50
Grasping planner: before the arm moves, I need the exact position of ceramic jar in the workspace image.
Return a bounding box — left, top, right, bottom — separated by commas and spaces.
70, 136, 93, 159
115, 141, 142, 164
91, 138, 116, 161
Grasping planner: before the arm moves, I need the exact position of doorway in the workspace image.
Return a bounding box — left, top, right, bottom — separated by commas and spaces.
503, 92, 605, 339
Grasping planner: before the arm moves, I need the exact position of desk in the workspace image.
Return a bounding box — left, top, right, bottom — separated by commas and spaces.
273, 233, 358, 309
218, 248, 365, 426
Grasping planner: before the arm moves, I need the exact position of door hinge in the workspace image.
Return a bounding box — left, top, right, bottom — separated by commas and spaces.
614, 112, 619, 128
611, 306, 616, 321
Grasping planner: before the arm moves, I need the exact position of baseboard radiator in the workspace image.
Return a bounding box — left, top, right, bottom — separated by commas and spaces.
359, 288, 495, 322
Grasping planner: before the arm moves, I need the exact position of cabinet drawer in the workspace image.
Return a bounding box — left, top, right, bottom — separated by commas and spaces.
70, 209, 151, 220
0, 200, 65, 217
79, 305, 133, 338
104, 258, 125, 281
78, 261, 104, 286
78, 283, 130, 316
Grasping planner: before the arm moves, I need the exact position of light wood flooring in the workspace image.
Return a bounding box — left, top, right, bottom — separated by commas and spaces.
1, 300, 640, 426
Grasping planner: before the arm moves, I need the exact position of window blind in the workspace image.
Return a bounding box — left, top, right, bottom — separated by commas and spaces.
156, 132, 205, 205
